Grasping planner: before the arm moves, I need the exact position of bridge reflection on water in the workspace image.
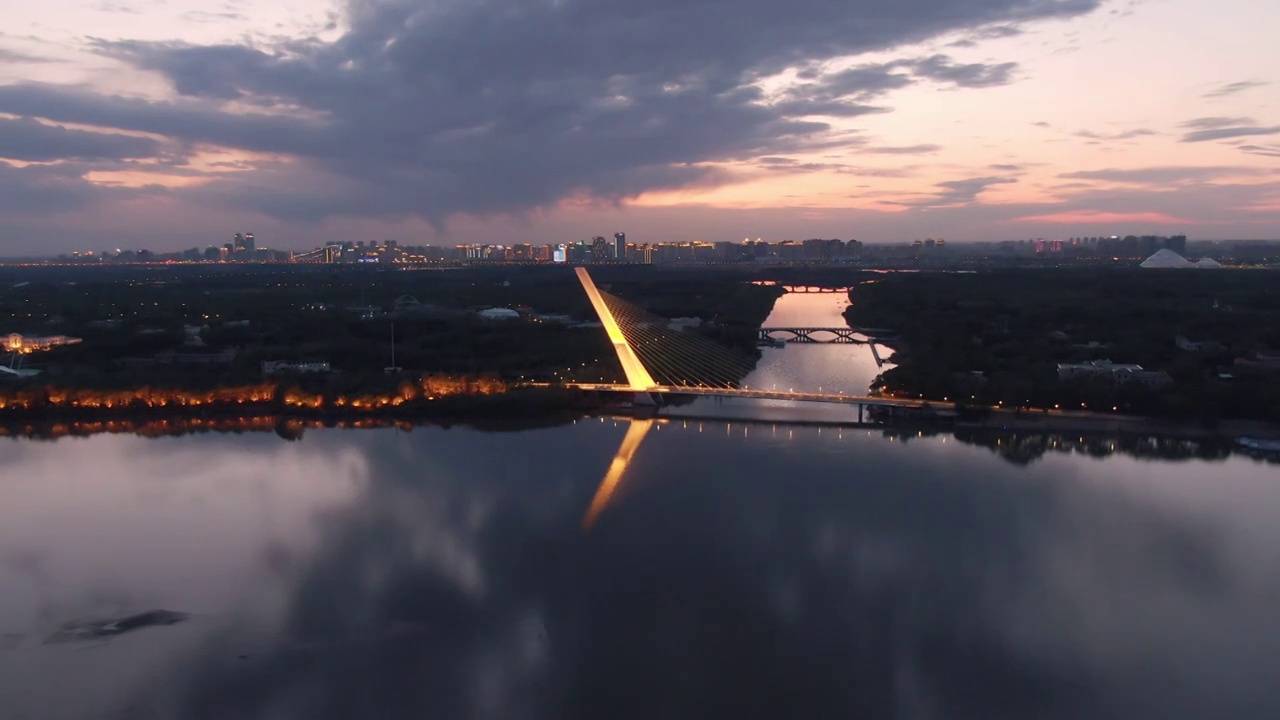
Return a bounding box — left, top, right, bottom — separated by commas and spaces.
579, 405, 952, 531
578, 413, 1263, 532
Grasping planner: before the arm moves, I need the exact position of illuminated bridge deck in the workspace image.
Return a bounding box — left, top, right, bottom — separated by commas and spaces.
531, 383, 950, 410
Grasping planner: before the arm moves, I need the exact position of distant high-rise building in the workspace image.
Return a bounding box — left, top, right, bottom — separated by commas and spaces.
592, 236, 610, 262
232, 232, 256, 258
614, 232, 626, 260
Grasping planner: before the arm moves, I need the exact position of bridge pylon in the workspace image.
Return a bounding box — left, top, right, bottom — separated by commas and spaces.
575, 267, 657, 391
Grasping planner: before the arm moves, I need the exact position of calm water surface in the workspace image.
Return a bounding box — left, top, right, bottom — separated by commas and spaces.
2, 292, 1279, 720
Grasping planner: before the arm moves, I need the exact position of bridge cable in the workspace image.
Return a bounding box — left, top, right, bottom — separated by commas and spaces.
597, 289, 760, 389
601, 291, 757, 381
601, 295, 748, 388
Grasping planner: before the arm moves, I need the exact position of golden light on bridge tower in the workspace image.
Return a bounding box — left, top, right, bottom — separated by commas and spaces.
575, 267, 656, 390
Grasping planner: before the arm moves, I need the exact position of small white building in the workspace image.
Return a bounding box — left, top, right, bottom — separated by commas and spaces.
262, 360, 332, 375
1139, 249, 1192, 268
1057, 359, 1171, 387
478, 307, 520, 321
1057, 359, 1140, 380
1176, 336, 1226, 353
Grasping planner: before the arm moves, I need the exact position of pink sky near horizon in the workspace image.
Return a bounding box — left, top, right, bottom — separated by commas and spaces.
0, 0, 1278, 252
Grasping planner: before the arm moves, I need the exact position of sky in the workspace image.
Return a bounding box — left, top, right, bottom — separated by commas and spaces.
0, 0, 1278, 253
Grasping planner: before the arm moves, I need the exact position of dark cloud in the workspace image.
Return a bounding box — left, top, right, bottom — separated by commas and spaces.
990, 163, 1023, 171
888, 175, 1018, 208
0, 116, 162, 162
1202, 80, 1269, 99
760, 161, 850, 173
0, 83, 324, 158
977, 24, 1026, 38
0, 0, 1100, 225
1048, 181, 1094, 191
181, 10, 247, 24
1180, 116, 1256, 130
755, 157, 921, 177
92, 1, 141, 13
909, 54, 1019, 88
1237, 144, 1280, 159
0, 47, 61, 64
769, 54, 1022, 119
947, 23, 1023, 47
1059, 166, 1269, 185
842, 166, 921, 178
0, 161, 144, 214
860, 144, 944, 154
801, 64, 917, 101
1074, 128, 1156, 141
1181, 125, 1280, 143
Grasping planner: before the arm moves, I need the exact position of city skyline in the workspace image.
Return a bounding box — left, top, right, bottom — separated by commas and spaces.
1, 0, 1278, 253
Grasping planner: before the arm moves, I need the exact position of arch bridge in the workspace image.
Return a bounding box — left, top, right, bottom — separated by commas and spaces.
759, 327, 864, 344
781, 285, 850, 294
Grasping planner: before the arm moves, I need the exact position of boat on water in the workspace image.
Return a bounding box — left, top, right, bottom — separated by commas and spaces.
1236, 437, 1280, 453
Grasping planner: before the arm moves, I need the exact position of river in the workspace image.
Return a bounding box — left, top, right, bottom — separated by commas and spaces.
666, 289, 893, 423
2, 291, 1279, 720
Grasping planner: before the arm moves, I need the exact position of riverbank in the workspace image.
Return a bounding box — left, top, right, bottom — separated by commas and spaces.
5, 381, 1278, 444
0, 410, 601, 442
960, 408, 1280, 441
0, 384, 626, 434
6, 406, 1277, 468
843, 269, 1280, 425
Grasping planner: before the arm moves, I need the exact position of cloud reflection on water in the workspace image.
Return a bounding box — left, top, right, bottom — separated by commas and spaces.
1, 421, 1277, 719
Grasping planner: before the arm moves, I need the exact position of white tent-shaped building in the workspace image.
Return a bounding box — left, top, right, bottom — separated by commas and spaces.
1193, 258, 1222, 268
478, 307, 520, 320
1140, 249, 1192, 268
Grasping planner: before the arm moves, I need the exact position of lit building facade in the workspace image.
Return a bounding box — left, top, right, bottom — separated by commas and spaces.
4, 333, 83, 354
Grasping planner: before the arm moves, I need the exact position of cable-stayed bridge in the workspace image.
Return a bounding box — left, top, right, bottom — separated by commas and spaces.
561, 268, 942, 412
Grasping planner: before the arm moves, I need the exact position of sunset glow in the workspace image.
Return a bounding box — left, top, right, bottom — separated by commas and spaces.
1, 0, 1277, 252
